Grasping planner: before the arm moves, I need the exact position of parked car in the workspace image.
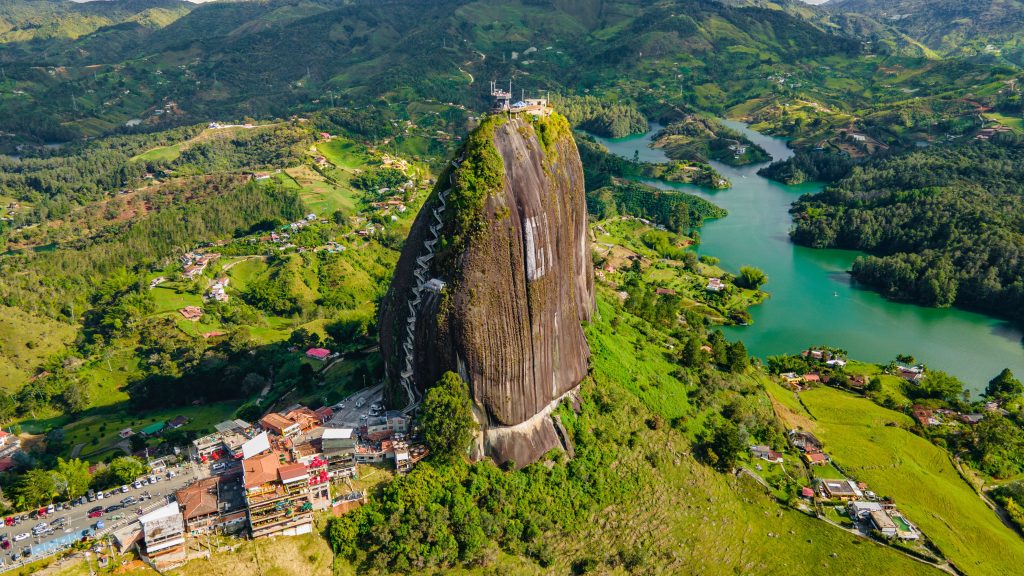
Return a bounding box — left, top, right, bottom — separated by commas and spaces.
132, 480, 143, 489
12, 533, 28, 542
87, 490, 96, 502
120, 485, 129, 493
0, 539, 9, 550
148, 476, 158, 484
46, 504, 55, 514
211, 462, 226, 472
103, 505, 122, 514
3, 518, 12, 527
94, 521, 104, 530
88, 510, 102, 519
95, 491, 104, 500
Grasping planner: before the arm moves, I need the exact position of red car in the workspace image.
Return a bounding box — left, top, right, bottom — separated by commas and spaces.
3, 517, 12, 526
88, 510, 103, 519
1, 540, 9, 550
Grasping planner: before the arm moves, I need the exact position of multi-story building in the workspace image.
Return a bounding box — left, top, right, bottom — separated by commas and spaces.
139, 502, 187, 569
321, 428, 356, 478
242, 452, 314, 538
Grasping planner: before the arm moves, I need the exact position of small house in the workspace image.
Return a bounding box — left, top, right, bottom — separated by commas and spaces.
706, 277, 725, 292
179, 306, 203, 321
803, 452, 827, 466
306, 348, 332, 361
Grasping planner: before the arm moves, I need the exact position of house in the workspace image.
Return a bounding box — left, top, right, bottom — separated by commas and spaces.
167, 416, 189, 430
179, 306, 203, 321
803, 452, 827, 466
655, 288, 676, 296
283, 407, 321, 432
800, 486, 815, 499
848, 374, 869, 388
825, 358, 847, 368
802, 373, 821, 383
848, 500, 884, 519
139, 502, 187, 569
911, 405, 936, 427
260, 413, 300, 438
750, 445, 784, 464
306, 347, 332, 361
118, 428, 134, 439
821, 479, 863, 500
780, 372, 802, 386
253, 173, 271, 181
706, 277, 725, 292
791, 430, 823, 453
314, 406, 334, 424
870, 510, 898, 537
150, 277, 167, 289
961, 413, 985, 425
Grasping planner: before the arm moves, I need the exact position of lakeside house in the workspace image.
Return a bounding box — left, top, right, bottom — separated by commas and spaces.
706, 277, 725, 292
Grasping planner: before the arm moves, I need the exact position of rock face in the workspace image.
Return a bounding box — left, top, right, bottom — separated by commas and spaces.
379, 114, 594, 467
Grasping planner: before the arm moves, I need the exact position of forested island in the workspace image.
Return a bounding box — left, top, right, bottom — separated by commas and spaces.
789, 133, 1024, 324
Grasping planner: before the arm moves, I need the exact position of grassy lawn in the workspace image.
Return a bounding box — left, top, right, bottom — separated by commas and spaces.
767, 383, 1024, 575
150, 285, 203, 314
64, 401, 240, 461
983, 112, 1024, 132
317, 138, 372, 170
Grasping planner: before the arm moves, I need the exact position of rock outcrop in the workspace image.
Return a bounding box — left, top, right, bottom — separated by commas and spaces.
379, 113, 594, 467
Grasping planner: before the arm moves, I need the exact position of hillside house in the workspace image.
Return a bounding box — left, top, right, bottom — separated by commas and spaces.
870, 510, 898, 537
821, 479, 863, 500
306, 347, 332, 361
179, 306, 203, 321
803, 452, 827, 466
706, 277, 725, 292
750, 445, 784, 463
911, 405, 936, 427
790, 430, 823, 453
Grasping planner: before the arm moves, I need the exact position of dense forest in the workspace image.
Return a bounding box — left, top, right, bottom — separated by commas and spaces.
555, 95, 648, 138
790, 134, 1024, 322
758, 149, 857, 184
587, 181, 726, 234
653, 116, 770, 166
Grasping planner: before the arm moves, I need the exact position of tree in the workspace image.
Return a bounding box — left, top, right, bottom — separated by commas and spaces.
62, 379, 92, 413
725, 341, 749, 373
735, 266, 768, 290
704, 421, 745, 471
986, 368, 1023, 401
419, 372, 477, 462
56, 458, 91, 499
107, 456, 147, 485
14, 469, 58, 507
915, 370, 964, 403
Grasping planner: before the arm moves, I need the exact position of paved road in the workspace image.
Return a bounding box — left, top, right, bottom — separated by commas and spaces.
0, 462, 201, 570
328, 384, 384, 428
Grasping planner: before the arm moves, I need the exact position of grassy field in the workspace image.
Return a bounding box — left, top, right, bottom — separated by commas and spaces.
983, 112, 1024, 132
282, 165, 358, 216
767, 383, 1024, 575
0, 305, 78, 389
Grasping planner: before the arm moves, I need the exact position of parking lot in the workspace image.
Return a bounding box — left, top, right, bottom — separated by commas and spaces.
327, 383, 385, 428
0, 463, 199, 572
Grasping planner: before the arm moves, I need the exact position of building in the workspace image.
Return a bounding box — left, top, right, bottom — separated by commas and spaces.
242, 452, 314, 538
139, 502, 187, 569
306, 347, 332, 361
140, 422, 166, 436
790, 430, 823, 453
314, 406, 334, 424
706, 277, 725, 292
283, 407, 320, 433
750, 445, 784, 463
911, 405, 936, 427
803, 452, 827, 466
870, 509, 898, 537
364, 411, 409, 440
179, 306, 203, 321
848, 500, 884, 520
175, 476, 247, 535
821, 479, 863, 501
321, 428, 356, 478
260, 413, 301, 438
